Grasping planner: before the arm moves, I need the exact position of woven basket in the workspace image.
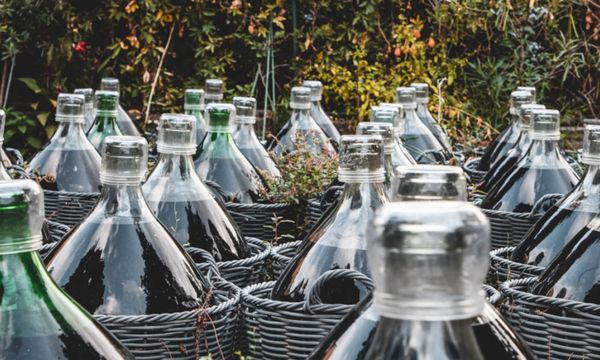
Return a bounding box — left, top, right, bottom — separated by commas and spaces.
500, 277, 600, 360
488, 246, 544, 287
186, 237, 271, 289
463, 157, 486, 183
305, 198, 325, 228
270, 240, 302, 279
43, 190, 100, 227
3, 147, 24, 165
38, 220, 71, 258
241, 269, 374, 359
226, 202, 296, 241
483, 284, 502, 306
94, 270, 240, 360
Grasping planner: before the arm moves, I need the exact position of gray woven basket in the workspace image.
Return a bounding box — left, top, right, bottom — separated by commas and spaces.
43, 190, 100, 227
226, 202, 294, 241
483, 284, 502, 306
270, 240, 302, 279
241, 269, 374, 359
38, 220, 71, 258
500, 277, 600, 360
463, 157, 486, 183
186, 237, 271, 288
488, 246, 544, 287
306, 198, 324, 228
94, 270, 241, 360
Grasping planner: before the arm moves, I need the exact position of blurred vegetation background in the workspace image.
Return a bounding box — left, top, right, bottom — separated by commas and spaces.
0, 0, 598, 156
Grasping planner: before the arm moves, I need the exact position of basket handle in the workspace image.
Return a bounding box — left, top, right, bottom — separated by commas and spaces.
5, 147, 24, 166
6, 164, 29, 180
185, 246, 221, 281
529, 193, 564, 216
303, 269, 374, 313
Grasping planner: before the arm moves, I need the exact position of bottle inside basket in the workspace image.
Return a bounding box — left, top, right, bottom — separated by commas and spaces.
479, 103, 545, 192
46, 136, 212, 315
481, 109, 579, 213
86, 90, 124, 152
0, 109, 11, 180
511, 125, 600, 267
99, 77, 140, 136
395, 87, 450, 164
268, 86, 336, 158
194, 103, 267, 203
184, 89, 207, 145
370, 105, 416, 166
74, 88, 95, 132
364, 201, 488, 359
356, 122, 396, 198
143, 113, 249, 261
310, 166, 535, 360
232, 96, 281, 179
411, 82, 453, 153
303, 80, 341, 148
0, 180, 134, 359
477, 89, 535, 171
271, 135, 389, 303
28, 93, 102, 193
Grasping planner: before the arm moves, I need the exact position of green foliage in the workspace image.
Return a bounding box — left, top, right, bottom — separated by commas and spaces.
0, 0, 598, 153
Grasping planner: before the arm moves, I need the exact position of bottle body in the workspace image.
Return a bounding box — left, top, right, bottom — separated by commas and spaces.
28, 123, 102, 193
271, 183, 388, 303
310, 101, 341, 148
87, 114, 124, 153
415, 103, 452, 152
269, 109, 335, 157
45, 185, 210, 315
116, 105, 140, 136
233, 123, 281, 178
401, 109, 449, 164
143, 154, 249, 261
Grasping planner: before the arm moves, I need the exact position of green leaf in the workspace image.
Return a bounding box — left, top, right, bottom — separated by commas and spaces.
17, 77, 42, 94
26, 136, 42, 149
37, 112, 49, 126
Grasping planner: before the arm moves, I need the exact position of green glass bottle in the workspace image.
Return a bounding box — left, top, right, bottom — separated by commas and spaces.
99, 78, 140, 136
194, 103, 267, 203
0, 179, 134, 359
0, 109, 10, 180
86, 90, 123, 152
184, 89, 207, 146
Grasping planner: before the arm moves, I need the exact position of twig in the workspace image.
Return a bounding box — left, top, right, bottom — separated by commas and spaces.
3, 55, 16, 108
144, 22, 176, 125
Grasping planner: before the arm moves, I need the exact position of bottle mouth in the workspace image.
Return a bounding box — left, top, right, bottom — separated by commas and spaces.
95, 109, 118, 117
338, 169, 386, 183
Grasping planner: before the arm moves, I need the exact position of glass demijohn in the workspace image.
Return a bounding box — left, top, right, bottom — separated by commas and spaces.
86, 90, 123, 152
99, 77, 140, 136
303, 80, 341, 148
370, 105, 416, 166
411, 82, 452, 152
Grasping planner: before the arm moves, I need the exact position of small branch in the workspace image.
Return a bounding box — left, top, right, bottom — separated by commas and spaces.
144, 22, 176, 125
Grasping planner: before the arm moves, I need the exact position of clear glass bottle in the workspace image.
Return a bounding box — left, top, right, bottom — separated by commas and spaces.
232, 96, 281, 179
204, 78, 224, 105
0, 180, 134, 359
480, 104, 546, 192
143, 113, 249, 261
395, 87, 449, 164
99, 77, 140, 136
194, 103, 266, 203
86, 90, 124, 152
356, 122, 396, 199
0, 109, 10, 180
363, 201, 489, 359
184, 89, 207, 145
303, 80, 341, 148
74, 88, 95, 132
310, 166, 535, 360
28, 93, 102, 192
271, 135, 389, 303
477, 90, 534, 171
268, 86, 336, 157
481, 109, 579, 213
411, 82, 452, 152
370, 105, 416, 166
46, 136, 211, 315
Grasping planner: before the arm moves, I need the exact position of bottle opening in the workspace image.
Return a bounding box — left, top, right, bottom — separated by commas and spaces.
395, 87, 417, 110
94, 90, 119, 117
205, 79, 224, 101
207, 103, 235, 133
0, 180, 44, 255
74, 88, 94, 105
302, 80, 323, 101
289, 86, 312, 110
100, 136, 148, 185
582, 124, 600, 165
410, 82, 429, 104
233, 96, 257, 124
510, 90, 534, 115
100, 77, 120, 93
518, 104, 546, 128
55, 93, 86, 124
368, 201, 489, 320
356, 122, 394, 155
393, 165, 468, 201
157, 113, 197, 155
337, 135, 386, 183
184, 89, 205, 111
529, 109, 560, 140
377, 103, 405, 136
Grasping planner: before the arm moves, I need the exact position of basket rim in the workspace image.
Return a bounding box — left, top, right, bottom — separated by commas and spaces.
225, 201, 290, 210
490, 246, 545, 273
500, 277, 600, 315
43, 189, 101, 197
482, 284, 502, 306
186, 236, 270, 270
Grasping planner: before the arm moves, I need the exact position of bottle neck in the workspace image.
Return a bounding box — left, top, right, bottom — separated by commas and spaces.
416, 102, 433, 120
338, 182, 388, 208
96, 183, 154, 221
515, 127, 531, 151
52, 121, 87, 140
91, 111, 119, 130
290, 108, 313, 127
234, 122, 256, 136
155, 153, 197, 178
369, 316, 483, 359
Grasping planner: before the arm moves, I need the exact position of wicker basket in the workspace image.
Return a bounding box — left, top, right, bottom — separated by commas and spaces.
500, 277, 600, 360
94, 270, 240, 360
305, 198, 325, 229
483, 284, 502, 306
38, 220, 71, 258
43, 190, 100, 227
270, 240, 302, 279
463, 157, 486, 183
488, 246, 544, 287
226, 202, 296, 241
186, 237, 271, 289
3, 147, 24, 165
241, 269, 374, 359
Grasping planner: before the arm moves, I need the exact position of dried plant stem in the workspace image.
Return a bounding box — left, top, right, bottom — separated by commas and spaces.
144, 22, 176, 125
